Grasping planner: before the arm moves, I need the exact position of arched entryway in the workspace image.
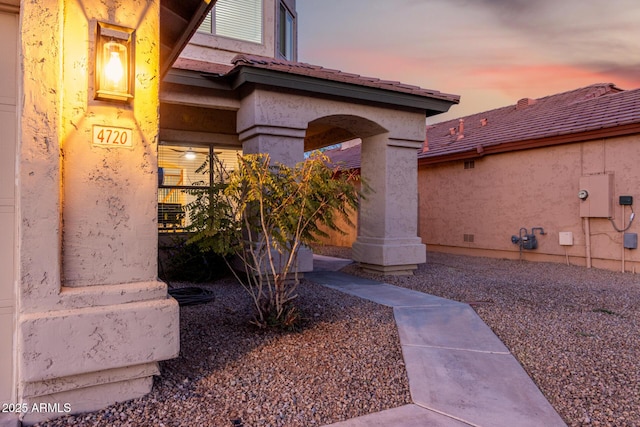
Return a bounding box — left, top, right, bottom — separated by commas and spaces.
161, 58, 458, 274
305, 115, 426, 274
237, 88, 430, 273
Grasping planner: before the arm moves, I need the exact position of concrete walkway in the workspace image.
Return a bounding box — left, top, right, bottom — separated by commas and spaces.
308, 256, 566, 427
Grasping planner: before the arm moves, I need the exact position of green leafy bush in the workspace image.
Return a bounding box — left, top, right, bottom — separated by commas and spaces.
187, 152, 362, 328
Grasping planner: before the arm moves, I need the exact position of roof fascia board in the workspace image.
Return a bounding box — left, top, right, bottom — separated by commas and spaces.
228, 67, 457, 115
0, 2, 19, 13
160, 0, 216, 78
163, 68, 232, 90
420, 122, 640, 166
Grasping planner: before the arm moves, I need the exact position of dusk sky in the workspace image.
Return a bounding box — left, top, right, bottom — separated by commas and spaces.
296, 0, 640, 122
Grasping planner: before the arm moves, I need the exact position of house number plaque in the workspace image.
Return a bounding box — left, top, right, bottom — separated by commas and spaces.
93, 125, 133, 147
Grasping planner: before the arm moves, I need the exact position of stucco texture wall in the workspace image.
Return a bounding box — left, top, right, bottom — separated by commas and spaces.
419, 135, 640, 272
17, 0, 179, 421
60, 1, 161, 287
314, 179, 359, 248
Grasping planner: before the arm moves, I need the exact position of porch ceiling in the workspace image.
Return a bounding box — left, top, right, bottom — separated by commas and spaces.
160, 103, 237, 135
159, 0, 215, 78
304, 124, 356, 152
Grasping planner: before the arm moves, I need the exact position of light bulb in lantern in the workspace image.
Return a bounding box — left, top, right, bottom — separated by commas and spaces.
101, 40, 127, 93
105, 50, 124, 84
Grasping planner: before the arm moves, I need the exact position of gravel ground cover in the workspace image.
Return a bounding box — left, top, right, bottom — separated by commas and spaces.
34, 276, 409, 427
340, 249, 640, 427
34, 247, 640, 426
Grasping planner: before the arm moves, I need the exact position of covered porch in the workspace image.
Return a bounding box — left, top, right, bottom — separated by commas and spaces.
159, 54, 459, 274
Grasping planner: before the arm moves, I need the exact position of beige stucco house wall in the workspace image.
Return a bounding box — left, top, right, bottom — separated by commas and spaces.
420, 134, 640, 272
3, 0, 458, 424
419, 84, 640, 273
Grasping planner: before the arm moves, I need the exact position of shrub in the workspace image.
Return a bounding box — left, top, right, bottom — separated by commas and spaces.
187, 152, 362, 328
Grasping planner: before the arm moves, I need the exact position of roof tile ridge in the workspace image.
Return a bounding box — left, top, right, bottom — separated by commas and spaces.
231, 53, 318, 70
429, 83, 624, 128
540, 82, 618, 102
429, 103, 515, 127
567, 84, 630, 106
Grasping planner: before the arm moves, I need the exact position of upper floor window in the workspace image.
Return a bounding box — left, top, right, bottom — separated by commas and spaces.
198, 0, 263, 44
278, 3, 295, 60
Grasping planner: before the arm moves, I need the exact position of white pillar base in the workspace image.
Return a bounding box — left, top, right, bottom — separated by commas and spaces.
17, 281, 179, 424
352, 237, 426, 275
20, 367, 156, 425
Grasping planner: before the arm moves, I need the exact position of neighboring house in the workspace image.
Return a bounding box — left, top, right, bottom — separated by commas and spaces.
323, 83, 640, 273
419, 83, 640, 272
1, 0, 458, 423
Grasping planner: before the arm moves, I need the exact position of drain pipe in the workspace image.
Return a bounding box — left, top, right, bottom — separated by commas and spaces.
584, 217, 592, 268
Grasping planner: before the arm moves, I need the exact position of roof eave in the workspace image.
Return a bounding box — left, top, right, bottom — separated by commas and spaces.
220, 67, 459, 116
159, 0, 216, 79
419, 122, 640, 166
163, 67, 232, 90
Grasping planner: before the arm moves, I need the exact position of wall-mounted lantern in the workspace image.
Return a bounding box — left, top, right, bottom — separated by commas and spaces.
95, 22, 134, 102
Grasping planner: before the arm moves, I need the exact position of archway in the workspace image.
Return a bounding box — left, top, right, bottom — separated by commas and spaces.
302, 114, 426, 274
305, 114, 387, 152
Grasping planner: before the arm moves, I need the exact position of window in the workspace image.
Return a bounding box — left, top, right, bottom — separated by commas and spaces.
464, 160, 475, 169
198, 0, 262, 44
158, 144, 240, 232
278, 3, 295, 60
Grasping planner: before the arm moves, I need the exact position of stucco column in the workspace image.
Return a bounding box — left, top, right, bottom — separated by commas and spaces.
353, 133, 426, 274
238, 108, 313, 274
17, 1, 178, 423
241, 126, 306, 167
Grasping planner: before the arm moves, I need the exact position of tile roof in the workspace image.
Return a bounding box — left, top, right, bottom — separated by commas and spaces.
230, 54, 460, 103
172, 54, 460, 103
323, 83, 640, 170
420, 83, 640, 160
172, 57, 234, 75
322, 143, 362, 171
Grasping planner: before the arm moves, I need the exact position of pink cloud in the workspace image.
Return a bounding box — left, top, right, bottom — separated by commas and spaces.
464, 63, 640, 98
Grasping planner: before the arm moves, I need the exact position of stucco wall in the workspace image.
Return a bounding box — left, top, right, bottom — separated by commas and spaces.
419, 135, 640, 272
314, 180, 359, 248
17, 0, 179, 422
61, 1, 160, 287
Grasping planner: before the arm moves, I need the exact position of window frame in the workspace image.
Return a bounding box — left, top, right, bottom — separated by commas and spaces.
277, 1, 296, 61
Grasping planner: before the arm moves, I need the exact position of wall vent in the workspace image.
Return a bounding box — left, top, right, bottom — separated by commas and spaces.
464, 160, 475, 169
463, 234, 475, 243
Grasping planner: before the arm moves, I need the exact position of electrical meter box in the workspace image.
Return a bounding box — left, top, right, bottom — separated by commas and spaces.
559, 232, 573, 246
579, 174, 614, 218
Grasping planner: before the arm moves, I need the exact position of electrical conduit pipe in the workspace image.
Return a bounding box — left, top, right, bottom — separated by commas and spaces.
584, 217, 592, 268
